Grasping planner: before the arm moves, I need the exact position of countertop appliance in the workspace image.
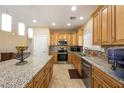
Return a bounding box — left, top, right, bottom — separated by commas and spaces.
108, 48, 124, 78
70, 46, 82, 52
81, 58, 92, 88
57, 40, 68, 46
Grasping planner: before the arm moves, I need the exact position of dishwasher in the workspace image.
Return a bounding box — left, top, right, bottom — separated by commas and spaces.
81, 58, 92, 88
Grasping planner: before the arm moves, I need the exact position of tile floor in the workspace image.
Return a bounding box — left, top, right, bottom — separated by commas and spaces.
48, 64, 86, 88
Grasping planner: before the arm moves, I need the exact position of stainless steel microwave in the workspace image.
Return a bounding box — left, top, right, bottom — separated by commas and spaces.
57, 40, 67, 46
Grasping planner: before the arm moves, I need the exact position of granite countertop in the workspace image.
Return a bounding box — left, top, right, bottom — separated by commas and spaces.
0, 55, 53, 88
74, 52, 124, 84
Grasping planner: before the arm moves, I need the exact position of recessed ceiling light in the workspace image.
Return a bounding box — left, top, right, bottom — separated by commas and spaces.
67, 23, 71, 26
71, 6, 77, 11
33, 19, 37, 23
80, 16, 84, 20
52, 22, 56, 26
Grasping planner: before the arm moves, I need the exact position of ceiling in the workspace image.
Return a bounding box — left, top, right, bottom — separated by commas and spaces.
0, 5, 96, 31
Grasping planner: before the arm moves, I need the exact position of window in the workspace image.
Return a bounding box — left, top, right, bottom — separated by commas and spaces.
18, 22, 25, 36
1, 13, 12, 32
28, 28, 33, 38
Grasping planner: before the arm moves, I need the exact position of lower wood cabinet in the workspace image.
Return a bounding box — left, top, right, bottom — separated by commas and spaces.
68, 52, 72, 63
49, 51, 57, 63
92, 66, 124, 88
25, 57, 54, 88
71, 52, 81, 76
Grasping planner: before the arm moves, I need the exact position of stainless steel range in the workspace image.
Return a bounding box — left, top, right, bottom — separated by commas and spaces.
57, 47, 68, 63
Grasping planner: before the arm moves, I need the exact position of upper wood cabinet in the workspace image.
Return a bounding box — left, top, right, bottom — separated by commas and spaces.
93, 5, 124, 45
50, 30, 83, 46
101, 5, 112, 45
50, 32, 71, 46
93, 11, 101, 45
71, 32, 77, 46
112, 6, 124, 44
50, 32, 58, 45
66, 33, 71, 45
58, 33, 67, 40
77, 28, 83, 46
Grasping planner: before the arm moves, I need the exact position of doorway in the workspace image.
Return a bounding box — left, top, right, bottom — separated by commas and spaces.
33, 36, 48, 56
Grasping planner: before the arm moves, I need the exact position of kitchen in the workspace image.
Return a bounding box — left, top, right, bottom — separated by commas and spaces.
0, 5, 124, 89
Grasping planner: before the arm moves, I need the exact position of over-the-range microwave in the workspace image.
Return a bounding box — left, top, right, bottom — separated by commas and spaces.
57, 40, 68, 46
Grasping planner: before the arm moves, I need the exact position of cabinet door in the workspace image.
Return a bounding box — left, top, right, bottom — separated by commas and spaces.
92, 66, 124, 88
68, 52, 72, 63
66, 33, 71, 45
50, 32, 58, 45
101, 6, 112, 45
50, 32, 54, 45
50, 52, 57, 63
92, 75, 110, 88
77, 29, 83, 46
92, 75, 103, 88
72, 32, 77, 45
112, 5, 124, 44
93, 12, 101, 45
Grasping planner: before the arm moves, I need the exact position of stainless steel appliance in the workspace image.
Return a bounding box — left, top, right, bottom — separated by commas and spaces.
57, 47, 68, 63
70, 46, 82, 52
108, 48, 124, 78
57, 40, 67, 46
81, 58, 92, 88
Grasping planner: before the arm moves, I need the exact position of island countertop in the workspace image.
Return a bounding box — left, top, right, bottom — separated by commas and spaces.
0, 55, 53, 88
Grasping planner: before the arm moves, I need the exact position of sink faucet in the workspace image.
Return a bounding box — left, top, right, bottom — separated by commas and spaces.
83, 47, 89, 56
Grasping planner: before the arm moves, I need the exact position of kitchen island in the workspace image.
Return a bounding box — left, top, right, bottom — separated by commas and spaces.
0, 55, 53, 88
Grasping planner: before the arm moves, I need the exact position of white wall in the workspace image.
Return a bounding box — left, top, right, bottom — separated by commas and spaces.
0, 30, 27, 53
83, 18, 104, 51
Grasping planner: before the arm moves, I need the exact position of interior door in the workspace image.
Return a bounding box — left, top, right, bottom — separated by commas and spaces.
33, 36, 48, 56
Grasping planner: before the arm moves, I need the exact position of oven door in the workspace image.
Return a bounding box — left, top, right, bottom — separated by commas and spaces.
57, 53, 68, 61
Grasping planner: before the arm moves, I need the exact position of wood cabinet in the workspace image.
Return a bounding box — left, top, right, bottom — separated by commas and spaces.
77, 28, 83, 46
93, 5, 124, 45
50, 32, 58, 45
25, 57, 54, 88
50, 32, 70, 46
49, 51, 57, 63
70, 32, 77, 46
101, 5, 112, 45
92, 66, 124, 88
68, 52, 72, 63
58, 33, 67, 40
66, 33, 71, 45
93, 11, 101, 45
112, 5, 124, 44
50, 30, 83, 46
71, 52, 81, 76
